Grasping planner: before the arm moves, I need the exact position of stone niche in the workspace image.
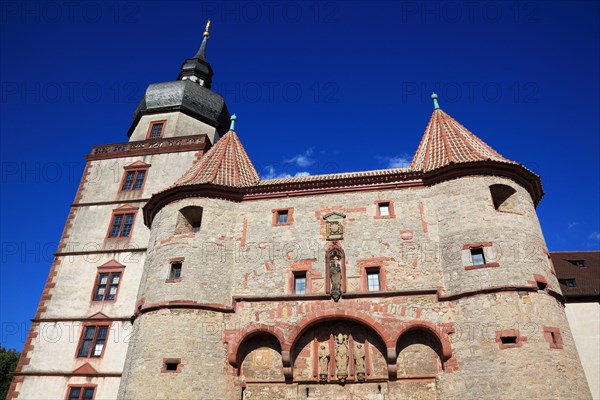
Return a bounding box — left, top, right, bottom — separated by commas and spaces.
240, 334, 284, 383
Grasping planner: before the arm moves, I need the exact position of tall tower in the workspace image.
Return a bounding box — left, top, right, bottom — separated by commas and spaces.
7, 23, 230, 400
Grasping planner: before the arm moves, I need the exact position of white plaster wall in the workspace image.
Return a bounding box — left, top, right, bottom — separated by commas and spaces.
16, 375, 120, 400
565, 302, 600, 399
128, 112, 219, 143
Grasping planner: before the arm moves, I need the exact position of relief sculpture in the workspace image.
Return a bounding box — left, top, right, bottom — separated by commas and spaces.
334, 333, 349, 382
318, 344, 329, 381
330, 256, 342, 302
354, 343, 366, 381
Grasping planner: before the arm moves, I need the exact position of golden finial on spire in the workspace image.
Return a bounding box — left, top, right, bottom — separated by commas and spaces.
204, 20, 211, 38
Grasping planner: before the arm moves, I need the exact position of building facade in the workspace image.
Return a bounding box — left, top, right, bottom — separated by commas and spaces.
8, 26, 593, 400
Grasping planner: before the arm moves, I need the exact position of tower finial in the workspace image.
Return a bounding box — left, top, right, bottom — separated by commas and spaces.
194, 19, 211, 60
230, 114, 237, 131
431, 92, 440, 110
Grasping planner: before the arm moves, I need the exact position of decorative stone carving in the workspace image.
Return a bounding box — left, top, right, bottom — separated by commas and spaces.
323, 212, 346, 241
318, 344, 329, 381
354, 343, 366, 381
330, 257, 342, 302
334, 333, 349, 382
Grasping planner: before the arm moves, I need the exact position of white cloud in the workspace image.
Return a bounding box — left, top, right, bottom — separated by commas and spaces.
285, 148, 314, 168
262, 166, 311, 179
568, 222, 578, 229
589, 231, 600, 241
378, 154, 412, 169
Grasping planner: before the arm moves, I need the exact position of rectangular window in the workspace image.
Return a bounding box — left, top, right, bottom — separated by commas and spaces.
68, 386, 95, 400
148, 121, 165, 138
500, 336, 517, 345
77, 325, 108, 358
367, 271, 380, 291
93, 272, 121, 301
169, 263, 182, 280
277, 210, 289, 224
378, 203, 390, 217
108, 213, 135, 238
470, 248, 486, 266
294, 273, 307, 295
121, 170, 147, 191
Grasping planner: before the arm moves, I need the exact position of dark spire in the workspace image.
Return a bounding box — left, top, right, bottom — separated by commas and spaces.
177, 20, 214, 88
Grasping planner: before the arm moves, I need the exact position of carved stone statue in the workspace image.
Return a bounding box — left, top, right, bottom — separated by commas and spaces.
330, 256, 342, 302
354, 343, 366, 381
318, 344, 329, 381
334, 333, 349, 381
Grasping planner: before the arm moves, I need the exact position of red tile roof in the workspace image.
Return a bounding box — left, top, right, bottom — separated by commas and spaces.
410, 109, 515, 172
174, 130, 259, 188
550, 251, 600, 300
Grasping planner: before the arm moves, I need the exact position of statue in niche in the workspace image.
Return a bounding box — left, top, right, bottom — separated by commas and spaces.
330, 256, 342, 302
354, 343, 366, 381
318, 344, 329, 381
334, 333, 349, 382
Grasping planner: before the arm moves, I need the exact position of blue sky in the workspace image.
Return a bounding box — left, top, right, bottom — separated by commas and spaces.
1, 1, 598, 351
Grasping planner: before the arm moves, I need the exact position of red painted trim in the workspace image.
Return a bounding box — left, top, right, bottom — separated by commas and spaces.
65, 384, 98, 400
161, 358, 183, 373
543, 326, 564, 349
118, 166, 149, 193
462, 242, 493, 250
272, 208, 294, 226
75, 321, 112, 359
146, 119, 167, 139
90, 264, 125, 303
374, 200, 396, 219
464, 262, 500, 271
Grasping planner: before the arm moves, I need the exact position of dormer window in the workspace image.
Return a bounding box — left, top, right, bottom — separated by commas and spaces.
147, 121, 166, 139
575, 260, 586, 268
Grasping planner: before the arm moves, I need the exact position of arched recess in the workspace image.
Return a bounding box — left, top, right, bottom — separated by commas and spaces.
394, 321, 453, 375
238, 333, 284, 383
283, 311, 394, 382
325, 243, 347, 297
228, 324, 285, 369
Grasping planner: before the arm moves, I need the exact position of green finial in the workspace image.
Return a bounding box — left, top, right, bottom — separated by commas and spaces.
431, 92, 440, 110
230, 114, 237, 131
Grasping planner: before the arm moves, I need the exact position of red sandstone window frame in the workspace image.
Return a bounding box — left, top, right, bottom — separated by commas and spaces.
75, 322, 111, 359
91, 264, 125, 302
272, 208, 294, 226
119, 164, 149, 193
161, 358, 183, 373
495, 329, 527, 349
374, 200, 395, 219
146, 120, 167, 139
166, 257, 184, 283
543, 326, 564, 349
463, 243, 500, 270
65, 384, 97, 400
105, 206, 138, 240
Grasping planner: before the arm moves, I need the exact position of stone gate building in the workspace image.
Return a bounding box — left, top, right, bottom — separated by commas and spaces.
8, 24, 593, 400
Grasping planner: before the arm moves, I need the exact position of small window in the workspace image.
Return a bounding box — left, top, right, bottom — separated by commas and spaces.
536, 280, 547, 291
165, 361, 179, 371
93, 272, 121, 301
177, 206, 203, 234
147, 121, 166, 139
367, 270, 380, 292
575, 260, 586, 268
277, 210, 289, 225
121, 169, 147, 191
500, 336, 517, 345
77, 325, 109, 358
378, 203, 390, 217
470, 248, 486, 266
107, 213, 135, 238
294, 272, 307, 295
68, 386, 95, 400
169, 263, 182, 280
162, 358, 182, 373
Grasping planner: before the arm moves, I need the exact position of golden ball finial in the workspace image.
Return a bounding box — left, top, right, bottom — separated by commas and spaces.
203, 20, 211, 38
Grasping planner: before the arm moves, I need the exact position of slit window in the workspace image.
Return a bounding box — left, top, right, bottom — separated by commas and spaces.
93, 272, 121, 301
500, 336, 517, 345
77, 325, 108, 358
470, 248, 486, 266
169, 263, 182, 280
277, 210, 289, 225
294, 272, 307, 295
367, 270, 381, 291
68, 386, 95, 400
378, 202, 390, 217
162, 358, 182, 373
108, 213, 135, 238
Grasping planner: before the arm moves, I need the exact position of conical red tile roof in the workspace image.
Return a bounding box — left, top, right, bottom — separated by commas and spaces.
410, 108, 514, 172
174, 130, 259, 188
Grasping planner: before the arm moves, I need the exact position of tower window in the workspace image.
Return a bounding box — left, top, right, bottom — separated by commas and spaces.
378, 203, 390, 217
93, 272, 122, 301
162, 358, 182, 373
147, 120, 166, 139
366, 269, 381, 291
544, 327, 564, 349
107, 212, 136, 238
489, 184, 518, 212
375, 200, 395, 219
500, 336, 517, 345
470, 248, 486, 266
277, 210, 289, 224
294, 272, 307, 295
67, 386, 95, 400
169, 263, 182, 280
77, 325, 109, 358
272, 208, 294, 226
176, 206, 203, 234
121, 169, 147, 191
